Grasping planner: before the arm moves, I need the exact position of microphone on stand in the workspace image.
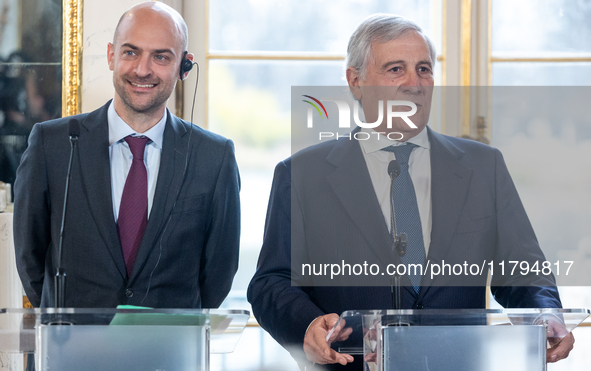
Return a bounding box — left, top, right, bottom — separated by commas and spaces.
388, 160, 407, 311
388, 160, 407, 257
55, 119, 80, 308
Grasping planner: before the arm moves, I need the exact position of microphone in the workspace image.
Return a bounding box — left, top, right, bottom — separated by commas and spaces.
388, 160, 407, 311
387, 161, 407, 257
69, 118, 81, 138
55, 118, 80, 308
388, 160, 400, 179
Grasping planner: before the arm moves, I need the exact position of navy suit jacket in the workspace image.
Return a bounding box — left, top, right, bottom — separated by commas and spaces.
247, 127, 561, 367
14, 101, 240, 308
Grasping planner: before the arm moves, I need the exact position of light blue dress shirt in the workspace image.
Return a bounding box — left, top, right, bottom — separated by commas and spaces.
108, 102, 166, 222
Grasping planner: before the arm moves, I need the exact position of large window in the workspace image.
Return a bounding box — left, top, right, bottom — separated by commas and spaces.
489, 0, 591, 306
488, 2, 591, 369
491, 0, 591, 86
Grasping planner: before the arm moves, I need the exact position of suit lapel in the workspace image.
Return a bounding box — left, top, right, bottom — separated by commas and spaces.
78, 102, 127, 279
419, 128, 473, 297
325, 132, 396, 265
128, 113, 189, 283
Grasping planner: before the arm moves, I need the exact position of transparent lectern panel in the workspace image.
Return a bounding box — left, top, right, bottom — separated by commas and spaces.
382, 325, 545, 371
0, 309, 35, 353
39, 325, 207, 371
0, 308, 249, 371
326, 309, 589, 371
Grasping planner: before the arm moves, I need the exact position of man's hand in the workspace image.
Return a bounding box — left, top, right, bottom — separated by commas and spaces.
303, 314, 354, 365
547, 322, 575, 363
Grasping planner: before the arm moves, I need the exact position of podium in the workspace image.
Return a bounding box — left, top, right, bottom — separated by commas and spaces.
327, 309, 589, 371
0, 307, 249, 371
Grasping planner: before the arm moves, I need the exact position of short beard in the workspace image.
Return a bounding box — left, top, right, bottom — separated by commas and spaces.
113, 76, 171, 117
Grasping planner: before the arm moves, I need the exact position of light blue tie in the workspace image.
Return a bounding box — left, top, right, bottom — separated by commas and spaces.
382, 143, 425, 294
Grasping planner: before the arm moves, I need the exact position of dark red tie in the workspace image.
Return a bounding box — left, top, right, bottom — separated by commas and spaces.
118, 135, 149, 277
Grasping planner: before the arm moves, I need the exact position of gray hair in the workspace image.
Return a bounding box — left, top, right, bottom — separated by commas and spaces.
346, 14, 437, 80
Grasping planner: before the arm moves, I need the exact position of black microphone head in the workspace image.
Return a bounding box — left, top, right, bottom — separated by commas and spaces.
68, 119, 80, 138
388, 160, 400, 179
397, 233, 408, 257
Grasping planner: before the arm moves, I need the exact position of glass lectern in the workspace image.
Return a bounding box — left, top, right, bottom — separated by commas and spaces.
327, 309, 589, 371
0, 307, 249, 371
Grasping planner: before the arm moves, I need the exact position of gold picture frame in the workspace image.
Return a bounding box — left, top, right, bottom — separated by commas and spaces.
62, 0, 83, 117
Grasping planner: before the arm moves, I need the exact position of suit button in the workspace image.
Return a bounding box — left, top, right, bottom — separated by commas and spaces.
125, 289, 134, 298
416, 303, 424, 309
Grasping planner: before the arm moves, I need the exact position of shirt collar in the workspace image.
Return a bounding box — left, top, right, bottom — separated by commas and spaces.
359, 125, 430, 155
108, 101, 167, 149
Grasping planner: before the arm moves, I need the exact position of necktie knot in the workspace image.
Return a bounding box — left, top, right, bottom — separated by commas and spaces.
382, 143, 417, 165
124, 136, 149, 161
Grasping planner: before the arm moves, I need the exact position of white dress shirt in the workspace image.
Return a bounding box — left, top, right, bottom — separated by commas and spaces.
108, 102, 166, 222
359, 127, 432, 255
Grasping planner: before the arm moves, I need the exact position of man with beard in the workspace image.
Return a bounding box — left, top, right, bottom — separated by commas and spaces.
14, 1, 240, 309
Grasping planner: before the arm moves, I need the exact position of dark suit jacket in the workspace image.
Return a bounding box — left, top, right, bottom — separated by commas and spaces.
247, 127, 561, 368
14, 101, 240, 308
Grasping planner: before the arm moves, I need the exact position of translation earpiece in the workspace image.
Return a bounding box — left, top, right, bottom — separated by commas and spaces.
180, 51, 194, 79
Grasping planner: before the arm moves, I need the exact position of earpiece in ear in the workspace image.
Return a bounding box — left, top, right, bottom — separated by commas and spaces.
180, 51, 193, 79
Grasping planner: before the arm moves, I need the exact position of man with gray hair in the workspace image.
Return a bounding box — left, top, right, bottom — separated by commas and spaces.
14, 1, 240, 309
248, 14, 572, 369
